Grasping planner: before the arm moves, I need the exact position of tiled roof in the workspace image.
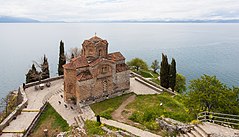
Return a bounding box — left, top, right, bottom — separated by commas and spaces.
107, 52, 125, 61
63, 56, 89, 69
89, 58, 103, 66
72, 56, 88, 68
116, 63, 129, 73
77, 70, 93, 81
89, 58, 115, 67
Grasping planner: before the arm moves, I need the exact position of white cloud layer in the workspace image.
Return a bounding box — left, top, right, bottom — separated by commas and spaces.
0, 0, 239, 21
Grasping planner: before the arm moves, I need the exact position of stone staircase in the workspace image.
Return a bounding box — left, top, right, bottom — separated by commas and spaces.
179, 124, 208, 137
42, 88, 63, 104
73, 115, 87, 135
74, 115, 85, 128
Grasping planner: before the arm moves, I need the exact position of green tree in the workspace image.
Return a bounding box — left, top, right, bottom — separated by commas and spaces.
175, 73, 186, 93
169, 58, 176, 91
151, 60, 160, 73
216, 87, 239, 114
26, 64, 39, 83
58, 40, 66, 76
127, 58, 148, 71
185, 75, 239, 115
160, 54, 170, 88
41, 55, 50, 80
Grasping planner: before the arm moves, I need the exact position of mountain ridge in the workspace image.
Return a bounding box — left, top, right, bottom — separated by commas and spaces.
0, 16, 40, 23
1, 16, 239, 23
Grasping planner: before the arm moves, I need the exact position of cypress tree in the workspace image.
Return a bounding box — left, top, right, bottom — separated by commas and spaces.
169, 58, 177, 91
41, 55, 50, 80
160, 53, 170, 88
58, 40, 66, 75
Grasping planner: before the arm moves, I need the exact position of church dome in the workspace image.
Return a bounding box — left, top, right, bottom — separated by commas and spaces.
89, 36, 103, 43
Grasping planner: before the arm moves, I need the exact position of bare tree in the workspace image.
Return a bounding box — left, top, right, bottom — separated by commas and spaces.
66, 47, 81, 61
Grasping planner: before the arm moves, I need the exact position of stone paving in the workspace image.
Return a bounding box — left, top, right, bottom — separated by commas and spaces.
1, 79, 63, 137
199, 122, 239, 137
129, 78, 160, 95
48, 91, 80, 125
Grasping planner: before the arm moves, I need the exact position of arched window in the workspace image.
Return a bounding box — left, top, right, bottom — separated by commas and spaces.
89, 49, 93, 54
99, 49, 102, 56
101, 66, 108, 73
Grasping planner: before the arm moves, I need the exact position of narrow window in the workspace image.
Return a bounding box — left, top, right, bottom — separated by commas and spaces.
99, 49, 102, 56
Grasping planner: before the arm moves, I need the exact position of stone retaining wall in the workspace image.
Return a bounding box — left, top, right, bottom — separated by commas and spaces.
0, 86, 28, 134
25, 75, 64, 88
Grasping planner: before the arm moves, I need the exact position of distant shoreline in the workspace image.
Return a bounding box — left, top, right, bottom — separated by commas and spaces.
1, 19, 239, 23
1, 21, 239, 23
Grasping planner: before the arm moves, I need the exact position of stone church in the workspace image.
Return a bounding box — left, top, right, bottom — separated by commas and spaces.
63, 36, 130, 105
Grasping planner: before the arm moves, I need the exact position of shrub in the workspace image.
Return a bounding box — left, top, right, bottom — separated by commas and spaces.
145, 121, 160, 131
129, 111, 142, 123
85, 120, 106, 135
143, 109, 157, 122
191, 120, 201, 125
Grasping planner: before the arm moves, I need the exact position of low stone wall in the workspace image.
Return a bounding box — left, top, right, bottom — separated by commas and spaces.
0, 86, 28, 134
156, 118, 194, 134
25, 75, 64, 88
23, 102, 48, 137
130, 71, 176, 95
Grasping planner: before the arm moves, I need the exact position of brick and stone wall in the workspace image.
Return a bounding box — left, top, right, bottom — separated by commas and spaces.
64, 68, 77, 102
115, 70, 130, 91
76, 79, 94, 101
63, 36, 130, 105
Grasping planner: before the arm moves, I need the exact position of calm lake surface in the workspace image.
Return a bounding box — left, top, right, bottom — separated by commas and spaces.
0, 23, 239, 98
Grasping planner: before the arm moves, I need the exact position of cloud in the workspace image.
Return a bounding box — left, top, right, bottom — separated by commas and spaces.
0, 0, 238, 21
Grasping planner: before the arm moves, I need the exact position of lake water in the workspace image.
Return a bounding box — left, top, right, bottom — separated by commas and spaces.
0, 23, 239, 98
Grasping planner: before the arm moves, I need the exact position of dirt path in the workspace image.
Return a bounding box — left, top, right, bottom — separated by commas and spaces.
112, 94, 136, 123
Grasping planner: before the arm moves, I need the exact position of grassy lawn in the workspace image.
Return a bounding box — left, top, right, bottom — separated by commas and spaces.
90, 93, 133, 119
138, 70, 154, 78
126, 93, 194, 131
150, 77, 160, 85
29, 103, 69, 137
133, 69, 159, 78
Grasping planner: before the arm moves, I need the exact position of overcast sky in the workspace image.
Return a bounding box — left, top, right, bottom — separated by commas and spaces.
0, 0, 239, 21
